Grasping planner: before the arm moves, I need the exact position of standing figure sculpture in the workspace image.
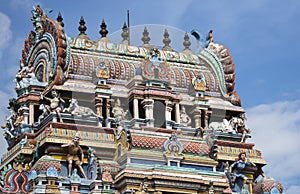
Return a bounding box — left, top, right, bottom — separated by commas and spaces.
61, 132, 87, 178
1, 99, 20, 141
112, 99, 128, 125
226, 151, 255, 193
41, 90, 65, 122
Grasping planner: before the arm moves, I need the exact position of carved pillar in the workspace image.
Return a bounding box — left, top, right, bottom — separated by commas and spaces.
191, 107, 202, 129
106, 99, 112, 118
204, 109, 211, 130
142, 99, 154, 119
165, 101, 173, 121
95, 98, 103, 117
165, 101, 174, 129
133, 98, 139, 119
23, 106, 29, 124
29, 104, 34, 124
175, 103, 180, 123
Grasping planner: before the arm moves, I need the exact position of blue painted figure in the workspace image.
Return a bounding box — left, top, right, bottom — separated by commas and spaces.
228, 151, 256, 193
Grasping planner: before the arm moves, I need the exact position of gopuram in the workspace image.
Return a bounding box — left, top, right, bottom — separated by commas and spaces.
0, 5, 283, 194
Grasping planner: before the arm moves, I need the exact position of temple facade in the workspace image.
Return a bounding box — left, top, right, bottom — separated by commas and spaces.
0, 5, 283, 194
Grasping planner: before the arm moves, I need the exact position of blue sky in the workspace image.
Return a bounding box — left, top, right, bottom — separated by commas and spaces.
0, 0, 300, 193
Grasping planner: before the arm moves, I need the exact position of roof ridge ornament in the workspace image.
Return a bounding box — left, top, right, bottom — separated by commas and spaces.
182, 32, 193, 54
98, 19, 110, 43
162, 29, 172, 51
121, 22, 129, 45
56, 12, 64, 27
142, 26, 151, 48
78, 16, 87, 35
99, 19, 108, 38
30, 5, 53, 38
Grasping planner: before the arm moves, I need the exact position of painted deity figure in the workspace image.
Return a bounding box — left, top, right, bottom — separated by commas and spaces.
61, 132, 87, 178
136, 181, 149, 194
112, 99, 128, 125
192, 73, 206, 91
96, 61, 110, 79
41, 90, 65, 122
233, 113, 251, 142
31, 5, 45, 38
14, 61, 35, 90
3, 106, 17, 133
180, 106, 191, 126
227, 151, 256, 193
1, 99, 19, 140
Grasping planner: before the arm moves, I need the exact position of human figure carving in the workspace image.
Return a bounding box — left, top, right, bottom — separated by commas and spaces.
14, 61, 35, 90
136, 181, 149, 194
41, 90, 65, 122
192, 73, 206, 91
1, 99, 19, 140
227, 151, 255, 193
180, 106, 191, 126
2, 106, 17, 133
61, 132, 87, 178
232, 113, 251, 142
30, 5, 48, 38
112, 99, 128, 125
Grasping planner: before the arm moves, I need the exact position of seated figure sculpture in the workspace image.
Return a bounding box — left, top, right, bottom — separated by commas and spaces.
180, 106, 191, 127
232, 113, 251, 142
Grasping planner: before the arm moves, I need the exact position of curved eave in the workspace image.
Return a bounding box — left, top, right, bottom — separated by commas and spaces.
66, 36, 228, 95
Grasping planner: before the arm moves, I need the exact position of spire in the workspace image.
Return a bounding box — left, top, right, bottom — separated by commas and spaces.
162, 29, 172, 51
56, 12, 64, 27
78, 16, 87, 35
182, 32, 193, 54
142, 26, 151, 48
121, 22, 129, 45
99, 19, 108, 38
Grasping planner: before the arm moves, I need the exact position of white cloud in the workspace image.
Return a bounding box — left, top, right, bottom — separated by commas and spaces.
285, 185, 300, 194
0, 13, 12, 60
246, 100, 300, 192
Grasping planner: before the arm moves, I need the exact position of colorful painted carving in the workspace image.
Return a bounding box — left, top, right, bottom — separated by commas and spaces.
61, 132, 87, 178
192, 73, 206, 91
41, 90, 65, 122
227, 151, 256, 193
0, 4, 282, 193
